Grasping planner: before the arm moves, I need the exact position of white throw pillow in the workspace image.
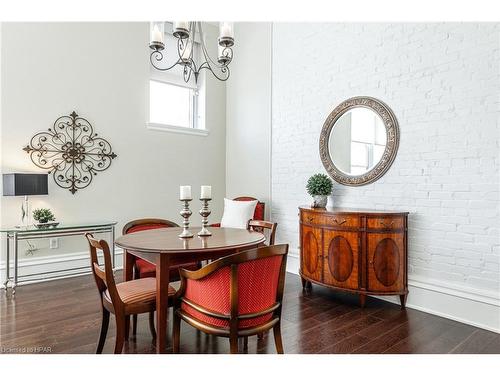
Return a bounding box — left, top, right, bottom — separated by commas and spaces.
220, 198, 258, 229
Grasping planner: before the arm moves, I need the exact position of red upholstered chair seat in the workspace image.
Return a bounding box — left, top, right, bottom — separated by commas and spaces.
181, 255, 283, 328
124, 221, 199, 281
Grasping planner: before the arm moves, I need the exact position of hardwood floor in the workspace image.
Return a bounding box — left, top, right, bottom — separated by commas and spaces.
1, 272, 498, 354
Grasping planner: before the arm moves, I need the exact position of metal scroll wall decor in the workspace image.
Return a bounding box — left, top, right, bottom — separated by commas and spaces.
23, 111, 117, 194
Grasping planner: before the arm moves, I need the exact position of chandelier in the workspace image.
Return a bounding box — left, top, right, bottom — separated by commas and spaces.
149, 22, 234, 83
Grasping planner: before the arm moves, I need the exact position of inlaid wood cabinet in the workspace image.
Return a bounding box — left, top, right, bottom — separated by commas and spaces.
299, 206, 409, 308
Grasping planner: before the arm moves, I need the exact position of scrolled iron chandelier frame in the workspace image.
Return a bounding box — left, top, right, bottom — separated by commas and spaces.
149, 21, 234, 83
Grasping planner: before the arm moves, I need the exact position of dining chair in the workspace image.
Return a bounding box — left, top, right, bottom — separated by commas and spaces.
122, 218, 200, 336
247, 219, 278, 340
248, 220, 277, 246
211, 196, 265, 227
172, 244, 288, 354
85, 233, 176, 354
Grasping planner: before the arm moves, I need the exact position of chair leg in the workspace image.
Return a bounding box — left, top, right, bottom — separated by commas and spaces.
243, 336, 248, 352
173, 312, 181, 353
125, 315, 130, 340
132, 314, 138, 335
148, 310, 156, 341
114, 314, 126, 354
96, 309, 110, 354
257, 332, 264, 340
229, 336, 238, 354
273, 323, 284, 354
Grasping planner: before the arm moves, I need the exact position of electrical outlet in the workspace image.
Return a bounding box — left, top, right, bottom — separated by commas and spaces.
49, 238, 59, 249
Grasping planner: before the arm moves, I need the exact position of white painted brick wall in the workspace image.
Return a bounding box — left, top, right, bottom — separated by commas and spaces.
271, 23, 500, 295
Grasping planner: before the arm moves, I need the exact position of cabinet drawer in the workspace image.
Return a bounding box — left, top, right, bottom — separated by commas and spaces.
367, 216, 404, 230
301, 211, 320, 225
301, 211, 358, 228
323, 214, 358, 228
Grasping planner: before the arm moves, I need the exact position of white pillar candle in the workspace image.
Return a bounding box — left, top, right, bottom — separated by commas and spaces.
173, 21, 190, 33
181, 40, 192, 62
151, 24, 164, 44
200, 186, 212, 199
219, 22, 234, 39
180, 185, 192, 200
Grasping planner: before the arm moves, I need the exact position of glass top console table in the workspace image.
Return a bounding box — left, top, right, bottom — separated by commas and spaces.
1, 221, 117, 294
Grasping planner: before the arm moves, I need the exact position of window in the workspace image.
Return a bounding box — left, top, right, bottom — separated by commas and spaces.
149, 80, 197, 129
148, 25, 207, 136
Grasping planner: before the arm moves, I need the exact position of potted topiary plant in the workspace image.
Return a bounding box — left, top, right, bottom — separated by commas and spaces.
306, 173, 333, 208
33, 208, 56, 226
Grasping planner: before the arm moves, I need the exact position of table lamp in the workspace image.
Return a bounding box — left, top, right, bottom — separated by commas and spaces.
2, 173, 49, 227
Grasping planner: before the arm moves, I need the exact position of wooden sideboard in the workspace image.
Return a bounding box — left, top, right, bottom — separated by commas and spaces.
299, 206, 409, 308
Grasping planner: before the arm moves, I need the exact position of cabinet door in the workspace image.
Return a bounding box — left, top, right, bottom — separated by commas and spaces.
367, 233, 405, 292
300, 225, 323, 282
322, 229, 359, 290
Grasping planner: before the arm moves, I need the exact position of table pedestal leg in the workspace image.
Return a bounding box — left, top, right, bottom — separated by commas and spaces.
156, 253, 170, 354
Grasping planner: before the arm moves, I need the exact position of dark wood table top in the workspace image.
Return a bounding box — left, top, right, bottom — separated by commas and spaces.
115, 226, 265, 254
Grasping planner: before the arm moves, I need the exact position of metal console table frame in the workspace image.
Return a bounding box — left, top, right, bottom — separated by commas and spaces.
1, 222, 117, 294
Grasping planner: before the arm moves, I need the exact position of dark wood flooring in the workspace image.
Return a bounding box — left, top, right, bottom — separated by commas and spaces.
1, 272, 498, 354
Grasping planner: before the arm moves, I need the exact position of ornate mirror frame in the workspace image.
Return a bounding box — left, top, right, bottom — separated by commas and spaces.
319, 96, 400, 186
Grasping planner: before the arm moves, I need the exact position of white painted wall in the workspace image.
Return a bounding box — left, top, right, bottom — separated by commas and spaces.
226, 23, 272, 216
272, 23, 500, 331
0, 23, 226, 271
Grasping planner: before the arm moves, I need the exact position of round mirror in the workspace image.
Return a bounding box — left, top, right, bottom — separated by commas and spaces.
319, 97, 399, 186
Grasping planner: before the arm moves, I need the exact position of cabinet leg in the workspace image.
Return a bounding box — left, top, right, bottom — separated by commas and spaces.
399, 294, 408, 309
301, 277, 310, 289
359, 294, 366, 308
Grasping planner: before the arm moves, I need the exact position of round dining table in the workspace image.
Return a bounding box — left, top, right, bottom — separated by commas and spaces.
115, 226, 266, 354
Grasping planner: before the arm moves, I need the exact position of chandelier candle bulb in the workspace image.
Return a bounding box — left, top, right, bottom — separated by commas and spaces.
181, 40, 193, 63
173, 21, 190, 39
152, 24, 163, 43
180, 185, 192, 200
200, 185, 212, 199
219, 22, 234, 39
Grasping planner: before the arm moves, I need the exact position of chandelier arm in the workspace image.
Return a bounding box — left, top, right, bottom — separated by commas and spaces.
198, 62, 230, 82
150, 50, 182, 72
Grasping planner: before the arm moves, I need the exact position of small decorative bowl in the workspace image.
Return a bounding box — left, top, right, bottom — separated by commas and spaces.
34, 221, 59, 229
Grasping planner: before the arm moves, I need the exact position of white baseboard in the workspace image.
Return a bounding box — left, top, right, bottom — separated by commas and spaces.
0, 248, 124, 287
286, 251, 500, 333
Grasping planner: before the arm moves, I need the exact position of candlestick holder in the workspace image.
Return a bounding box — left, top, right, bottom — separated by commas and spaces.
179, 198, 194, 238
197, 198, 212, 237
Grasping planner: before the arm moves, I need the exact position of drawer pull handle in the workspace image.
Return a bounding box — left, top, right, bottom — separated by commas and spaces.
333, 218, 347, 225
380, 221, 394, 228
308, 217, 314, 222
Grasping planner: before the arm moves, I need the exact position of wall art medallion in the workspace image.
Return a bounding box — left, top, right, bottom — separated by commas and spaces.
23, 111, 117, 194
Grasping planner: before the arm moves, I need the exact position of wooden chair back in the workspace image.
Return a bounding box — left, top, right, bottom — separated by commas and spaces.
248, 220, 277, 246
85, 233, 120, 307
122, 218, 179, 235
234, 196, 265, 221
176, 244, 288, 334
